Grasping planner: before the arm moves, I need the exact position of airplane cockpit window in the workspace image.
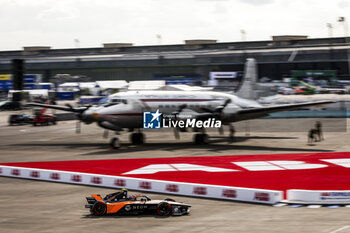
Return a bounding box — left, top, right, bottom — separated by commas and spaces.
104, 98, 127, 107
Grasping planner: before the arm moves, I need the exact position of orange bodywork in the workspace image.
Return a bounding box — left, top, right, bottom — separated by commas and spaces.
106, 201, 133, 214
91, 194, 104, 202
91, 194, 134, 214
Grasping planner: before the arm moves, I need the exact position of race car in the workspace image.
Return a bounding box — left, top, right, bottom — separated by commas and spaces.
31, 105, 57, 126
85, 189, 191, 216
32, 113, 56, 126
8, 113, 33, 125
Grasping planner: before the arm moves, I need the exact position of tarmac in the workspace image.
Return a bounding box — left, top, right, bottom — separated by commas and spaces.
1, 110, 350, 233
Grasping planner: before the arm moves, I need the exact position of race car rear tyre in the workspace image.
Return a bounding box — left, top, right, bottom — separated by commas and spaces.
92, 202, 107, 216
156, 202, 172, 216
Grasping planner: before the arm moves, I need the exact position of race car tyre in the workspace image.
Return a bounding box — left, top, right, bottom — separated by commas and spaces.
110, 137, 121, 149
92, 202, 107, 216
156, 202, 172, 216
53, 119, 57, 125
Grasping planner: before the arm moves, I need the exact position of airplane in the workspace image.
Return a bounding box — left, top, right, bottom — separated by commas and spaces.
28, 58, 334, 149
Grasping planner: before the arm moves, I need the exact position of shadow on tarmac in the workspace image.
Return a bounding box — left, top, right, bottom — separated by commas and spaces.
81, 213, 188, 219
12, 135, 333, 156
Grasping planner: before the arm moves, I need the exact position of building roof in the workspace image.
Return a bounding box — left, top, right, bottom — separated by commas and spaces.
167, 84, 213, 91
128, 80, 166, 90
96, 80, 128, 89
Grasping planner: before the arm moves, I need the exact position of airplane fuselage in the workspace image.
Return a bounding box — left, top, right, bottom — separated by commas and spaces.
86, 91, 262, 129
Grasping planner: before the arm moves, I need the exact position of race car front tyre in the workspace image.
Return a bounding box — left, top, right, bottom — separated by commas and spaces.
156, 202, 172, 216
92, 202, 107, 216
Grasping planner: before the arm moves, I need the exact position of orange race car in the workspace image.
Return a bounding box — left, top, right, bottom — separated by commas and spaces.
85, 189, 191, 216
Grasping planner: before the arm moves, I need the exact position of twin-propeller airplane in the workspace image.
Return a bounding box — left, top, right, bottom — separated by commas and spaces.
28, 58, 334, 148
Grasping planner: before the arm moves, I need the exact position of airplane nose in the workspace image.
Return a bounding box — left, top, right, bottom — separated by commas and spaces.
80, 109, 99, 123
92, 112, 106, 121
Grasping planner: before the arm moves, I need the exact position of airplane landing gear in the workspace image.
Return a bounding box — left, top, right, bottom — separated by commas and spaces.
130, 133, 145, 145
193, 133, 209, 145
110, 136, 121, 149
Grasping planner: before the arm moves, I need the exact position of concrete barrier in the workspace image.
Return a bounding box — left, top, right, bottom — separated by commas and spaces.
287, 189, 350, 204
0, 165, 282, 204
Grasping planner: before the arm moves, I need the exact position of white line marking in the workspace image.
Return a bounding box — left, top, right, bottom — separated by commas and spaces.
329, 225, 350, 233
307, 205, 321, 208
327, 205, 340, 208
273, 203, 287, 207
289, 204, 304, 208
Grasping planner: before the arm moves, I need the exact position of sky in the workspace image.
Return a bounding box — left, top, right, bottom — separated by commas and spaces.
0, 0, 349, 51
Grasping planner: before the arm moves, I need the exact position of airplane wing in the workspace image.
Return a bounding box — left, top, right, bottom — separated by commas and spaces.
27, 102, 88, 113
232, 100, 336, 122
189, 100, 336, 122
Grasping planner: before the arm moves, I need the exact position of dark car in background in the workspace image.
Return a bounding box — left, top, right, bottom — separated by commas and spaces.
8, 114, 33, 125
0, 101, 20, 111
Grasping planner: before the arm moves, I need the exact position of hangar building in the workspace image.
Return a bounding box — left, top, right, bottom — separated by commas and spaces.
0, 36, 349, 84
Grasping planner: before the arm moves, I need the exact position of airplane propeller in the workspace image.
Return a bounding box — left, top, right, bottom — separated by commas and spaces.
171, 104, 187, 140
76, 121, 81, 134
103, 129, 109, 139
218, 126, 224, 135
173, 128, 180, 140
200, 99, 231, 136
73, 105, 92, 134
173, 104, 187, 117
200, 98, 231, 119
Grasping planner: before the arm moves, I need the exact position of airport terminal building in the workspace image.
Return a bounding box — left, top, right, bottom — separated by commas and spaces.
0, 36, 349, 83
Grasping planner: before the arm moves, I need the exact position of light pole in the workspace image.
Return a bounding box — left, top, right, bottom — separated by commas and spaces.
240, 29, 246, 41
338, 17, 349, 36
338, 17, 350, 76
327, 23, 333, 37
74, 39, 80, 49
156, 34, 162, 45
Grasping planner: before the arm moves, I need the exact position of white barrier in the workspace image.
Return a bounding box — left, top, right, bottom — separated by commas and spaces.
287, 189, 350, 204
0, 165, 282, 204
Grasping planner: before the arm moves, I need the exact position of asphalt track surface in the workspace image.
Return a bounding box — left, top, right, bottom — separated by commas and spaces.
1, 110, 350, 233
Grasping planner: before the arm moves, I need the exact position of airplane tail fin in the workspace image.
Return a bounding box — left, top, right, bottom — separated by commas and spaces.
235, 58, 258, 100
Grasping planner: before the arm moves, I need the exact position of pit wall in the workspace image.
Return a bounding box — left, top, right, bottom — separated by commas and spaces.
3, 165, 350, 204
0, 165, 282, 204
